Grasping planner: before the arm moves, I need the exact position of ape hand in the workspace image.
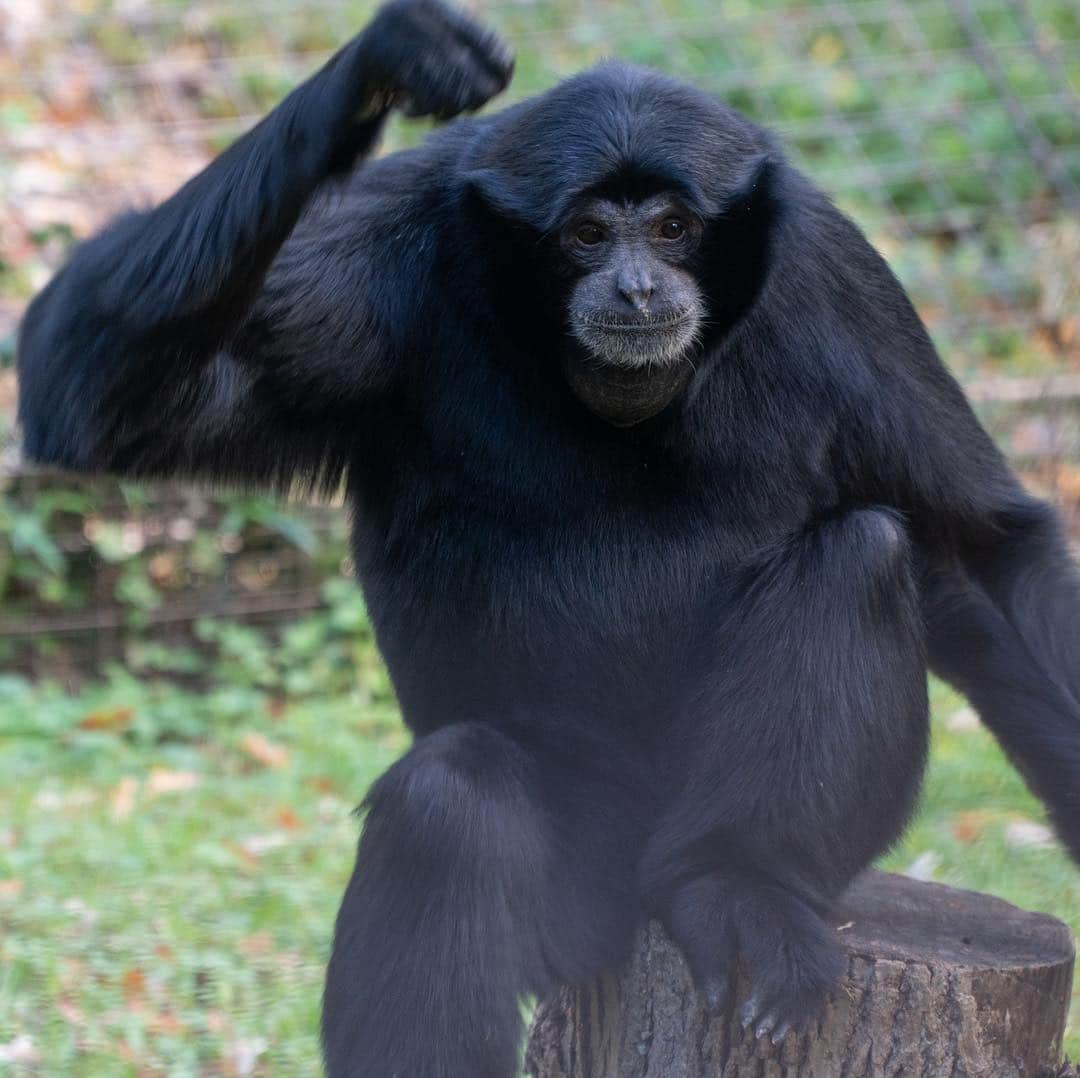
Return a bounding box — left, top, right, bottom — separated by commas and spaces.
357, 0, 514, 121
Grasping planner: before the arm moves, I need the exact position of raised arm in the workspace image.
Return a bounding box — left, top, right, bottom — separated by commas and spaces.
16, 0, 512, 487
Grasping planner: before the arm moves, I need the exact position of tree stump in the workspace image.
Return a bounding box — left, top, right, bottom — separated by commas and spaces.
525, 871, 1075, 1078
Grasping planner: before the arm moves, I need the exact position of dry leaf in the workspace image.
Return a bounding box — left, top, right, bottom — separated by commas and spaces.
945, 707, 980, 732
240, 732, 289, 770
146, 768, 201, 796
239, 932, 272, 958
228, 1036, 268, 1077
121, 968, 146, 1001
228, 843, 261, 873
205, 1010, 230, 1035
951, 809, 993, 844
0, 1035, 39, 1064
0, 879, 24, 899
148, 1011, 186, 1036
904, 851, 941, 881
111, 777, 139, 821
78, 706, 134, 732
56, 999, 84, 1025
240, 832, 290, 857
1004, 819, 1056, 849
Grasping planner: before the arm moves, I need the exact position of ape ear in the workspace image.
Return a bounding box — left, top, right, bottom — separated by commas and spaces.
717, 154, 779, 219
462, 169, 568, 235
463, 169, 530, 224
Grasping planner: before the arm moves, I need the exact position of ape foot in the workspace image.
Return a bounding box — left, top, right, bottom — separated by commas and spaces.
733, 879, 843, 1042
661, 874, 738, 1015
660, 871, 844, 1041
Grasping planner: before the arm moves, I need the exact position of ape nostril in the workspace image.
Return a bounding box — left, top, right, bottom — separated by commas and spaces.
620, 286, 654, 312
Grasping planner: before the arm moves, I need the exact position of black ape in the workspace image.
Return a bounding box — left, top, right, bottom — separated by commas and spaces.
17, 1, 1080, 1074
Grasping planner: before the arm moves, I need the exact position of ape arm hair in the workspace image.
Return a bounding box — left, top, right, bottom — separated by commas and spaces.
15, 33, 399, 490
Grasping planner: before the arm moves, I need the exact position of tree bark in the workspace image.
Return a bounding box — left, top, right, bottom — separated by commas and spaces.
525, 871, 1075, 1078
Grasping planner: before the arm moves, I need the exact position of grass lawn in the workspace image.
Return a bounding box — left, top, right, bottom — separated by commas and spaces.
1, 671, 1078, 1073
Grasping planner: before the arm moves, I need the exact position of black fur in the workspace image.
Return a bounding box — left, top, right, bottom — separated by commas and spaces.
16, 3, 1080, 1072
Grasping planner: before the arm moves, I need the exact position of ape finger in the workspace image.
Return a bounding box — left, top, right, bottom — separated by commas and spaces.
443, 9, 515, 91
401, 48, 504, 119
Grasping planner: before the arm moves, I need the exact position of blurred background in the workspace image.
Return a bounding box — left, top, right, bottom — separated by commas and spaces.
0, 0, 1078, 1072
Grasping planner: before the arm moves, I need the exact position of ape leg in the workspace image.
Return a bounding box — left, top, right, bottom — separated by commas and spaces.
322, 722, 636, 1078
643, 508, 928, 1040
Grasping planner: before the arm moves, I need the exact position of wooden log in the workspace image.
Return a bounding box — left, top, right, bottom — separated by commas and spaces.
525, 871, 1075, 1078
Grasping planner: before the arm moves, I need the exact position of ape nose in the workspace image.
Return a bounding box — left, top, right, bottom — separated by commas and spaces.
619, 282, 654, 312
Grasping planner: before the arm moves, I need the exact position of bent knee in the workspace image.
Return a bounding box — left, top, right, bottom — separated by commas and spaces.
362, 722, 544, 860
817, 506, 911, 577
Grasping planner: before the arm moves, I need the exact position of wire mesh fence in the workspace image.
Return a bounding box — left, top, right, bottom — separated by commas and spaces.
3, 0, 1078, 371
0, 0, 1078, 672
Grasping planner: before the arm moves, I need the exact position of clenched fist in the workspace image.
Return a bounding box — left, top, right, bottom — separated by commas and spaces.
358, 0, 514, 119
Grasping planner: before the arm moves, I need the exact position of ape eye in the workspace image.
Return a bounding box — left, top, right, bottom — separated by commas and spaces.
659, 217, 687, 240
575, 223, 606, 246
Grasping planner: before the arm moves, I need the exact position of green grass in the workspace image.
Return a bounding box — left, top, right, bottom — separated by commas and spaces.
1, 671, 1079, 1072
0, 674, 407, 1073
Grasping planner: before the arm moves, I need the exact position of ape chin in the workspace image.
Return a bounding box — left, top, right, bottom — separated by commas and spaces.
560, 350, 696, 426
15, 3, 1080, 1075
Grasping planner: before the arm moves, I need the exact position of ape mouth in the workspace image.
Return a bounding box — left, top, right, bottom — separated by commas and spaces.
571, 307, 701, 374
580, 309, 693, 333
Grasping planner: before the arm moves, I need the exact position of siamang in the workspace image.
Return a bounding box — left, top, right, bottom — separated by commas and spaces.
16, 1, 1080, 1074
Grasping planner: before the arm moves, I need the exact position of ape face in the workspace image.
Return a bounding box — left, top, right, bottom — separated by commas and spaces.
556, 193, 705, 428
560, 194, 705, 369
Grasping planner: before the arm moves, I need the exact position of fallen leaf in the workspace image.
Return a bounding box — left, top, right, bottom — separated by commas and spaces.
111, 777, 139, 821
240, 732, 288, 770
1004, 819, 1056, 849
951, 809, 994, 844
35, 788, 96, 811
121, 968, 146, 1002
78, 706, 134, 732
240, 832, 290, 857
205, 1010, 230, 1034
945, 707, 980, 733
274, 807, 302, 831
56, 999, 84, 1025
0, 1035, 38, 1064
146, 768, 201, 796
228, 843, 261, 873
239, 932, 272, 958
904, 851, 941, 881
0, 879, 24, 899
228, 1036, 268, 1077
148, 1011, 186, 1036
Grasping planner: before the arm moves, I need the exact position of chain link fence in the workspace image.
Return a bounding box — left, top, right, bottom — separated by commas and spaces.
3, 0, 1078, 363
0, 0, 1078, 672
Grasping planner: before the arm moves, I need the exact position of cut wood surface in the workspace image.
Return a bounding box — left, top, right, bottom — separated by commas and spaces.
526, 870, 1075, 1078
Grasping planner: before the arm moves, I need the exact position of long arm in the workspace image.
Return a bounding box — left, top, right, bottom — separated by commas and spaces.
825, 210, 1080, 859
16, 0, 512, 489
910, 424, 1080, 857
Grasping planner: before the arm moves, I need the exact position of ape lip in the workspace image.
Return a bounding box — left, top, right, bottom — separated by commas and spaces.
582, 311, 691, 332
